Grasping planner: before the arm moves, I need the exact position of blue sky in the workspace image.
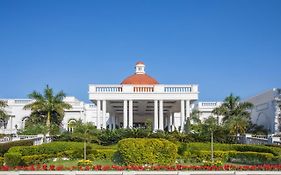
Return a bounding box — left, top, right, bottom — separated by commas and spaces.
0, 0, 280, 102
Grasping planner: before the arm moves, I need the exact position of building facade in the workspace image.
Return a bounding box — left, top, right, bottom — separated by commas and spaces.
89, 62, 199, 131
0, 97, 96, 134
245, 88, 281, 134
0, 62, 280, 134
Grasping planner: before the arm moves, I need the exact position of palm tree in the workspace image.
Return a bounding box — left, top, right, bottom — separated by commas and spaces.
226, 115, 249, 143
72, 120, 99, 160
212, 93, 253, 123
0, 100, 8, 120
24, 85, 72, 132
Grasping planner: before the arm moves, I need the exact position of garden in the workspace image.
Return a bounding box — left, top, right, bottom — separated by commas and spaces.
1, 86, 281, 172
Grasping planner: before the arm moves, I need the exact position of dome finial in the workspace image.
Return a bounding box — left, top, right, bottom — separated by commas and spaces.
135, 61, 145, 74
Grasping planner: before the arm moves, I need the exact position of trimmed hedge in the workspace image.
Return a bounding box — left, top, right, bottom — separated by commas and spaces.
228, 151, 274, 164
89, 149, 116, 161
22, 154, 51, 165
117, 138, 177, 165
8, 141, 84, 156
0, 139, 33, 156
4, 152, 22, 166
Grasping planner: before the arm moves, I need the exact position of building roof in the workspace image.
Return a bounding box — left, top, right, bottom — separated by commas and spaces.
121, 61, 159, 85
121, 73, 159, 85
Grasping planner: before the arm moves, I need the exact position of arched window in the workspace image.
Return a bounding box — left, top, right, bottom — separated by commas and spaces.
68, 119, 77, 132
21, 116, 30, 129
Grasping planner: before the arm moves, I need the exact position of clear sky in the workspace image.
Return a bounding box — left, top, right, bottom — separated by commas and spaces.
0, 0, 280, 102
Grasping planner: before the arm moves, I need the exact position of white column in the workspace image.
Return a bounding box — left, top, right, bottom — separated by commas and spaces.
10, 116, 13, 130
109, 114, 112, 130
159, 100, 164, 130
169, 113, 173, 132
112, 115, 116, 129
186, 100, 190, 121
154, 100, 158, 131
129, 100, 133, 128
123, 100, 128, 128
180, 100, 185, 132
96, 100, 101, 129
102, 100, 107, 129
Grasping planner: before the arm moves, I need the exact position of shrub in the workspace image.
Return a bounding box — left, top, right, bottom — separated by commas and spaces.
233, 145, 279, 156
0, 139, 33, 156
0, 157, 4, 166
185, 151, 228, 163
228, 151, 274, 164
89, 149, 116, 161
21, 154, 51, 165
8, 141, 83, 156
4, 152, 22, 166
117, 138, 177, 165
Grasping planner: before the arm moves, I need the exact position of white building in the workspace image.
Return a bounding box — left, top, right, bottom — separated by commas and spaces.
245, 88, 281, 134
0, 62, 280, 135
0, 97, 96, 134
89, 62, 199, 131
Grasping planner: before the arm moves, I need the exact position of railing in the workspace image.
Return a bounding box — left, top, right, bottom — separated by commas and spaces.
198, 102, 222, 108
164, 87, 191, 92
90, 84, 197, 94
134, 86, 154, 92
96, 86, 123, 93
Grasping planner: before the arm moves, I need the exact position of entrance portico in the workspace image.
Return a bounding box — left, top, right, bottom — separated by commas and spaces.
89, 62, 199, 131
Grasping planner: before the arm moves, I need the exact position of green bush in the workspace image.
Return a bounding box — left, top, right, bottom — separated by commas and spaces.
4, 152, 22, 166
228, 151, 274, 164
8, 141, 83, 156
233, 145, 279, 156
89, 149, 116, 160
185, 151, 228, 163
0, 157, 4, 166
0, 139, 33, 156
117, 138, 177, 165
22, 154, 51, 165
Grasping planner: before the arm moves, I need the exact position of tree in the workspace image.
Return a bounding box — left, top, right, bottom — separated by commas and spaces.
0, 100, 8, 120
212, 93, 253, 123
72, 120, 99, 160
184, 109, 201, 133
23, 85, 72, 133
226, 115, 249, 143
204, 116, 218, 163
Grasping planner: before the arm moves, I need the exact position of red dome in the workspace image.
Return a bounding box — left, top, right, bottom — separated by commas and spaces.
121, 74, 159, 85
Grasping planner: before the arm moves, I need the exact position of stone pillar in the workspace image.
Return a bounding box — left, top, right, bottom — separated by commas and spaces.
112, 115, 116, 129
169, 113, 173, 132
123, 100, 128, 128
185, 100, 190, 121
96, 100, 101, 129
180, 100, 185, 132
129, 100, 133, 128
159, 100, 164, 130
154, 100, 158, 131
109, 114, 112, 130
102, 100, 107, 129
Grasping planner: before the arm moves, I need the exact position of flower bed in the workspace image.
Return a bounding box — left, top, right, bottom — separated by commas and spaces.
1, 164, 281, 171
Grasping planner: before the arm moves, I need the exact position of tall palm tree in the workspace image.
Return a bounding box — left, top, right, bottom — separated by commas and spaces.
212, 93, 253, 123
0, 100, 8, 120
24, 85, 72, 130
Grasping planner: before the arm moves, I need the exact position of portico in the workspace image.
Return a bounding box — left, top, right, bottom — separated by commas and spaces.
89, 62, 199, 131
